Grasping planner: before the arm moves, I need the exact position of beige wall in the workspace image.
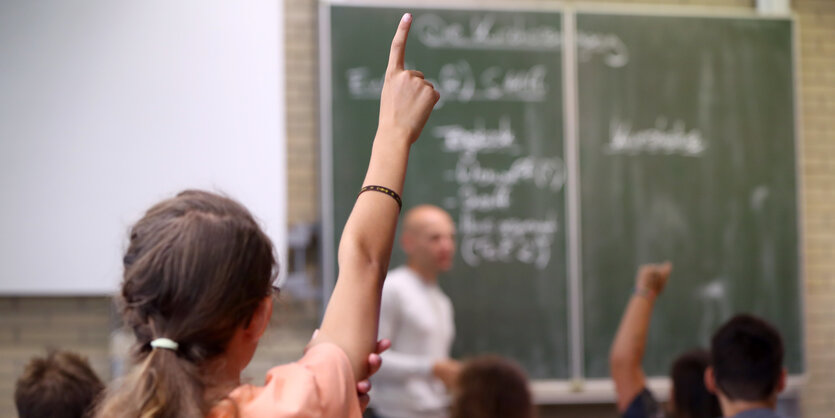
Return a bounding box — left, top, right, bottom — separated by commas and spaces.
0, 0, 831, 416
795, 0, 835, 413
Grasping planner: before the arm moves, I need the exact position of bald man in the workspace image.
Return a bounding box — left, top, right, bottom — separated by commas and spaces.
369, 205, 461, 418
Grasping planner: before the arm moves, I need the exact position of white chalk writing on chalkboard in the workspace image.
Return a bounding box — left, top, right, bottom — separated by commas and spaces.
576, 32, 629, 68
435, 117, 518, 154
346, 62, 548, 104
699, 280, 731, 343
411, 13, 629, 68
414, 13, 561, 50
458, 184, 512, 212
455, 153, 566, 191
346, 67, 384, 99
459, 213, 558, 269
435, 117, 564, 270
606, 117, 707, 156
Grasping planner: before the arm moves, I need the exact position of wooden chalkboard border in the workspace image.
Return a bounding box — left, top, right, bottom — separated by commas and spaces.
318, 0, 805, 403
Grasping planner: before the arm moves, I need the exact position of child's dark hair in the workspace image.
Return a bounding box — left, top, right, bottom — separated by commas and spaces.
670, 349, 721, 418
452, 355, 536, 418
96, 190, 277, 418
710, 314, 784, 402
15, 350, 105, 418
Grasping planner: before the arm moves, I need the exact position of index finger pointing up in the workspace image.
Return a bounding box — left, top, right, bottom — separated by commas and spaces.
387, 13, 412, 73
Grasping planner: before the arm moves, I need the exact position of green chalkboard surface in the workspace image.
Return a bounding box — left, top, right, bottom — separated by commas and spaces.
323, 4, 801, 383
327, 5, 569, 379
577, 14, 801, 378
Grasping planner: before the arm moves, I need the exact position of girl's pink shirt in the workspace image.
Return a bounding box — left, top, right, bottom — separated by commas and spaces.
208, 343, 361, 418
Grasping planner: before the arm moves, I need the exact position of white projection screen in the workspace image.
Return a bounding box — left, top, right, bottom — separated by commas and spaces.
0, 1, 287, 294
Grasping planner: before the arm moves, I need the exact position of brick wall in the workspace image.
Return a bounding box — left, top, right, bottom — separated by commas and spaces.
286, 0, 320, 225
795, 0, 835, 415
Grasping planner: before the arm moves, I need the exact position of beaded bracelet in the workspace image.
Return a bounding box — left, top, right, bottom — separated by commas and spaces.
358, 185, 402, 210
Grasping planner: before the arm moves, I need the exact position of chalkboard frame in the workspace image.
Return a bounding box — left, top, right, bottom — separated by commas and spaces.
318, 0, 805, 403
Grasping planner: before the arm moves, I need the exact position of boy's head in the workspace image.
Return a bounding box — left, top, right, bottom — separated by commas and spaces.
706, 314, 786, 405
451, 355, 535, 418
15, 350, 105, 418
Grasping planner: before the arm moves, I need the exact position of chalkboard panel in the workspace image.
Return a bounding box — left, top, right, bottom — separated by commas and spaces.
576, 14, 801, 378
327, 5, 570, 379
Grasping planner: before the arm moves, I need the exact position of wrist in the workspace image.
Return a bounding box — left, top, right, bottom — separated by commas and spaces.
633, 286, 658, 300
375, 124, 414, 146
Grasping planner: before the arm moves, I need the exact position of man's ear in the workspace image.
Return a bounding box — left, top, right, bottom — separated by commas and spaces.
244, 296, 273, 341
777, 367, 787, 394
704, 366, 718, 394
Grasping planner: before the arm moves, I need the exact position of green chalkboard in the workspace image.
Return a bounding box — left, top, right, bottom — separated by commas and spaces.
576, 14, 801, 378
326, 5, 570, 379
323, 4, 802, 383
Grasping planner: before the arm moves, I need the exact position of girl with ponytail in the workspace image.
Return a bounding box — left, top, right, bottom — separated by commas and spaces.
96, 13, 439, 418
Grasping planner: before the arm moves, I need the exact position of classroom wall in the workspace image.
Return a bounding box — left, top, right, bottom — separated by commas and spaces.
0, 0, 831, 416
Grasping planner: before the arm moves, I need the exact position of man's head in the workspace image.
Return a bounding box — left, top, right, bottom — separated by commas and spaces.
401, 205, 456, 277
15, 350, 105, 418
705, 314, 786, 407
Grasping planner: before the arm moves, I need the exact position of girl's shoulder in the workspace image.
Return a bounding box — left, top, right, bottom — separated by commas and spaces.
208, 343, 361, 418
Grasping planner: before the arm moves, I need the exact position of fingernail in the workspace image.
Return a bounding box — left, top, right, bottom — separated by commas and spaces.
310, 329, 319, 341
358, 381, 370, 391
402, 13, 412, 23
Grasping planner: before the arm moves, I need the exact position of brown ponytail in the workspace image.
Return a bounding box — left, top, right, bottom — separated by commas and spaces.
96, 190, 277, 418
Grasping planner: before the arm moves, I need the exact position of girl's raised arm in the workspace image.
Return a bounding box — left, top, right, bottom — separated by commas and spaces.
314, 13, 440, 380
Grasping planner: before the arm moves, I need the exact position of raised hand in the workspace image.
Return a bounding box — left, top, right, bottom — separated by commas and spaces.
635, 262, 672, 297
377, 13, 440, 145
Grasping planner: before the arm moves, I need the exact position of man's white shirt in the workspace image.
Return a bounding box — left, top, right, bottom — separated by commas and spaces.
370, 266, 455, 418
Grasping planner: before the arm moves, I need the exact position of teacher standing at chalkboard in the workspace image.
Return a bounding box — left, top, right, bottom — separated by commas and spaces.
370, 205, 461, 418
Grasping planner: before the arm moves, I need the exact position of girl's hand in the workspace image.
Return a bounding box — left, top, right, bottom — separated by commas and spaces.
377, 13, 440, 145
357, 339, 391, 411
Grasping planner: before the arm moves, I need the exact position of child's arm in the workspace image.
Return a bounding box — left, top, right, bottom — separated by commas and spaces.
610, 262, 672, 412
314, 13, 440, 380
